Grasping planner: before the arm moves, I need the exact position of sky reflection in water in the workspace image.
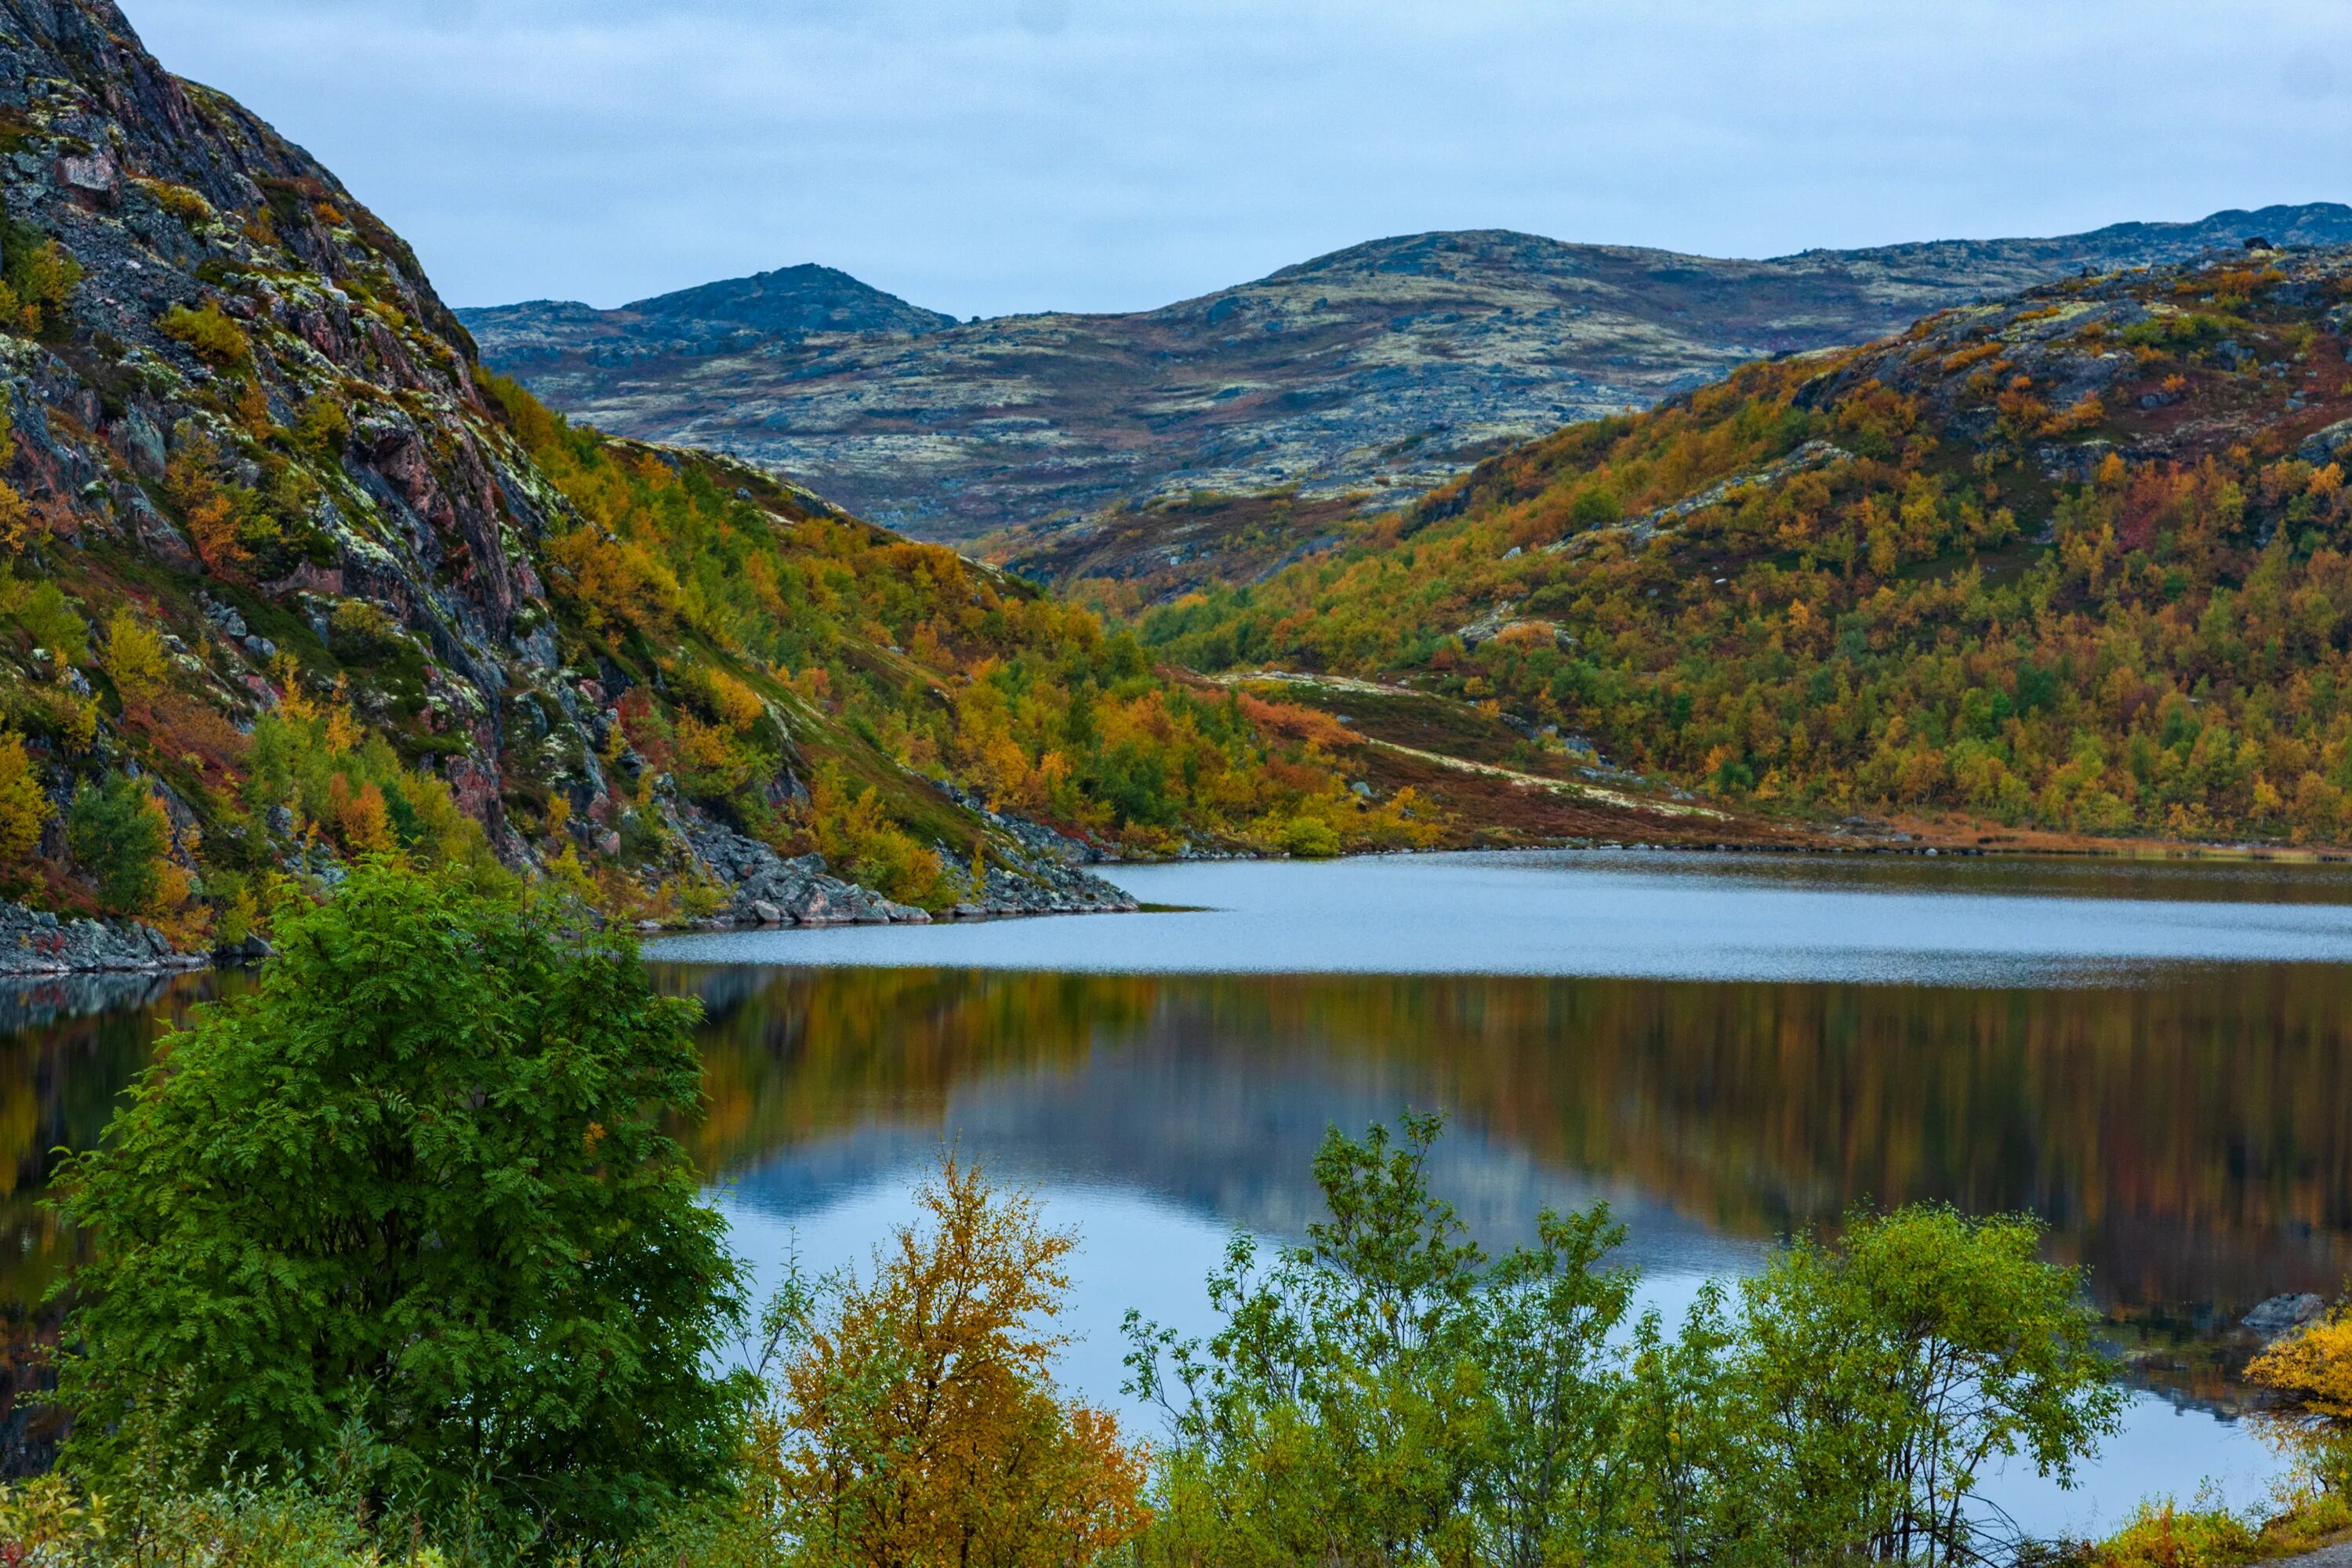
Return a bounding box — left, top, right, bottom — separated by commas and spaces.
653, 849, 2352, 985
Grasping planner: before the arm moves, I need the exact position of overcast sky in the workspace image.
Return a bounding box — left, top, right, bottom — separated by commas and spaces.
124, 0, 2352, 319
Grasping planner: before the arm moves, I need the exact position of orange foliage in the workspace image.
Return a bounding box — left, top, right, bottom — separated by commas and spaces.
751, 1160, 1150, 1568
1236, 690, 1364, 750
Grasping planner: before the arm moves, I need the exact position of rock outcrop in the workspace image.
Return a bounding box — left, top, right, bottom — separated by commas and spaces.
0, 900, 203, 978
931, 782, 1142, 916
681, 809, 1139, 925
2242, 1292, 2327, 1343
681, 822, 930, 927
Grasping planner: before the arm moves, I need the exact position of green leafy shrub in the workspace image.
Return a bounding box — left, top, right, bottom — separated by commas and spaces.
0, 216, 82, 338
1127, 1114, 2124, 1568
134, 177, 216, 226
293, 391, 350, 456
53, 861, 750, 1553
0, 721, 48, 875
1737, 1204, 2125, 1563
327, 597, 401, 655
2120, 310, 2232, 354
8, 578, 89, 669
1278, 813, 1342, 857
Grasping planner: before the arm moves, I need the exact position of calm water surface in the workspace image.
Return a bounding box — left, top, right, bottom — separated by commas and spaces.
11, 849, 2352, 1531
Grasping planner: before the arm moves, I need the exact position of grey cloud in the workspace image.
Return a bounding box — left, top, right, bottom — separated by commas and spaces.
123, 0, 2352, 319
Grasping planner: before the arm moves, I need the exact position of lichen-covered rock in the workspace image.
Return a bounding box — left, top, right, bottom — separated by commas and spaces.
2242, 1291, 2327, 1342
681, 821, 930, 926
0, 0, 1147, 939
928, 782, 1141, 915
0, 899, 201, 977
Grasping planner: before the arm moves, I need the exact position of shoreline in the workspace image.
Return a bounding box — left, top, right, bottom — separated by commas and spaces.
14, 829, 2352, 982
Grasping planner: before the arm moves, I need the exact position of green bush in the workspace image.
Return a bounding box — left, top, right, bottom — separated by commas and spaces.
2119, 310, 2231, 355
1737, 1204, 2125, 1563
53, 860, 749, 1554
1279, 814, 1342, 858
66, 771, 166, 914
9, 577, 89, 667
0, 216, 82, 338
1127, 1114, 2125, 1568
157, 299, 251, 365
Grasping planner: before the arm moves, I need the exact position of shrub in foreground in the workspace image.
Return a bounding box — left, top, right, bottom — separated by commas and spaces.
51, 859, 747, 1553
1127, 1113, 2123, 1568
706, 1160, 1149, 1568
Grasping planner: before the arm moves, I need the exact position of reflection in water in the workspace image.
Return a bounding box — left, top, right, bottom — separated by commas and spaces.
671, 961, 2352, 1317
9, 953, 2350, 1341
0, 969, 252, 1475
673, 956, 2336, 1538
654, 850, 2352, 984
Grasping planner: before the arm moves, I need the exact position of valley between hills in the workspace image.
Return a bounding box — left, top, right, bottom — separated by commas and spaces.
13, 5, 2352, 1566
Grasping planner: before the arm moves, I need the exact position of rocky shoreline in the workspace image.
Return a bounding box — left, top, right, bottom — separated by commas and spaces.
676, 811, 1140, 931
2, 801, 1147, 977
0, 901, 209, 981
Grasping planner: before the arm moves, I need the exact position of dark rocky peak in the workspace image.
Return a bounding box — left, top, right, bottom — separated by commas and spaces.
2065, 202, 2352, 256
456, 263, 949, 370
0, 0, 470, 355
627, 262, 952, 336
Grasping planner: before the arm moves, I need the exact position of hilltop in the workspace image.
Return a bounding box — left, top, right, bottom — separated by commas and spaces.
463, 208, 2352, 589
461, 262, 954, 372
1135, 245, 2352, 848
0, 0, 1477, 962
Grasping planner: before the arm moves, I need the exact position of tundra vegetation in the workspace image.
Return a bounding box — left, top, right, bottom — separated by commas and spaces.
1137, 256, 2352, 846
5, 370, 1435, 942
6, 862, 2350, 1566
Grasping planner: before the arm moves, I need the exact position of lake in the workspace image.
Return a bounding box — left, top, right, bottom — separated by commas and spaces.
11, 848, 2352, 1533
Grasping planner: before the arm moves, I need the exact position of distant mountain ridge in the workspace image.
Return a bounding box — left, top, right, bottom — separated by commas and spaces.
461, 205, 2352, 575
460, 262, 953, 368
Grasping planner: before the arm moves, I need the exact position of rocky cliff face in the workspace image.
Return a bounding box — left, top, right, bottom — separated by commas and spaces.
463, 208, 2352, 587
0, 0, 551, 848
0, 0, 1138, 958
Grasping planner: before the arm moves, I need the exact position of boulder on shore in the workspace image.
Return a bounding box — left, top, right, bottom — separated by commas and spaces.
682, 822, 931, 926
2242, 1292, 2327, 1341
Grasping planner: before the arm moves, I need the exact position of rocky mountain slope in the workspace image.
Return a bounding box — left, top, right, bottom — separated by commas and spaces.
464, 208, 2352, 589
1137, 244, 2352, 848
0, 0, 1483, 964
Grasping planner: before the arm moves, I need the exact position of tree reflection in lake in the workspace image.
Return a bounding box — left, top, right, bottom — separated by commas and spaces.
669, 960, 2352, 1319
